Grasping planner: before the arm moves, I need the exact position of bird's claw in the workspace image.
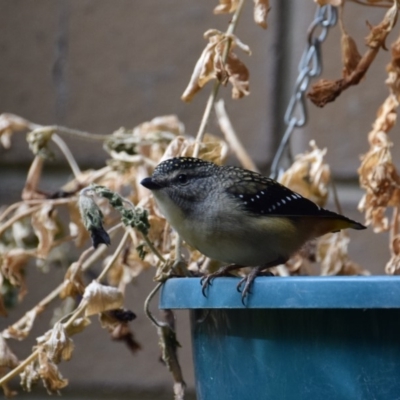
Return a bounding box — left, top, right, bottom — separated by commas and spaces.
237, 269, 275, 305
200, 275, 214, 297
200, 265, 242, 297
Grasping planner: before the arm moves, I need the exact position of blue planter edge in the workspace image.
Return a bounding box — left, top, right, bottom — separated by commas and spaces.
159, 276, 400, 309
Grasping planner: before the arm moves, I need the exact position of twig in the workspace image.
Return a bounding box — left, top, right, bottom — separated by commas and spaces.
215, 99, 259, 172
0, 205, 42, 237
142, 231, 166, 263
0, 198, 73, 223
144, 282, 164, 327
96, 229, 130, 282
0, 349, 39, 387
192, 0, 246, 157
51, 134, 81, 178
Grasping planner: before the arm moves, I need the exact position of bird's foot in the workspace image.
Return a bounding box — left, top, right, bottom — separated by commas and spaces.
237, 268, 275, 305
200, 264, 243, 297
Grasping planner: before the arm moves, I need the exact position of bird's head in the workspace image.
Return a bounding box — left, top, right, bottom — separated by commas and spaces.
140, 157, 219, 216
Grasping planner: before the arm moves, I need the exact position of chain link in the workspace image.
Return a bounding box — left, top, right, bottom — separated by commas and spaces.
269, 5, 337, 179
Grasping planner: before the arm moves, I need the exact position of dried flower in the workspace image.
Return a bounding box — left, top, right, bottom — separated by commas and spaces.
182, 30, 250, 101
82, 280, 124, 317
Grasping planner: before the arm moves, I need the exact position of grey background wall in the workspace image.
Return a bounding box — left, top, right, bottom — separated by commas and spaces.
0, 0, 397, 397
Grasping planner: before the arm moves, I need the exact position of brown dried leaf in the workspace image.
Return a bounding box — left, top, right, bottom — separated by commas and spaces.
0, 335, 19, 373
280, 140, 330, 206
358, 95, 400, 230
182, 30, 251, 101
65, 317, 91, 337
214, 0, 239, 14
386, 34, 400, 97
106, 245, 151, 290
253, 0, 270, 29
3, 308, 41, 340
36, 322, 74, 364
365, 1, 398, 50
68, 202, 89, 247
307, 78, 343, 107
221, 51, 250, 99
341, 32, 362, 78
0, 113, 31, 150
0, 248, 31, 300
309, 3, 398, 107
20, 361, 40, 392
37, 349, 68, 394
60, 262, 85, 299
31, 204, 59, 259
317, 232, 367, 275
82, 280, 124, 317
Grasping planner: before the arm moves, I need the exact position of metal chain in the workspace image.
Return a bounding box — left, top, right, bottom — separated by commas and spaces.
269, 5, 338, 179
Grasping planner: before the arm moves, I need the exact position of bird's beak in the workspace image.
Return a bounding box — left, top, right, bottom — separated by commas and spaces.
140, 177, 162, 190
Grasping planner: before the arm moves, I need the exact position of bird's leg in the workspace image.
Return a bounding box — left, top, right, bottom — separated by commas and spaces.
200, 264, 244, 297
237, 257, 287, 304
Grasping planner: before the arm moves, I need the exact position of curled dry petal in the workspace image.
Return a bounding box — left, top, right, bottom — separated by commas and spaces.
365, 1, 398, 50
214, 0, 239, 14
20, 361, 40, 392
37, 350, 68, 394
386, 236, 400, 274
60, 262, 85, 299
3, 309, 41, 340
0, 334, 19, 371
342, 32, 362, 78
358, 95, 400, 231
253, 0, 270, 29
0, 113, 32, 150
280, 140, 330, 207
31, 204, 59, 259
68, 203, 89, 248
82, 280, 124, 317
36, 322, 74, 364
182, 30, 251, 102
317, 232, 367, 276
0, 248, 31, 300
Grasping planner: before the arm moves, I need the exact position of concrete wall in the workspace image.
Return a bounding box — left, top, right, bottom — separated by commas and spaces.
0, 0, 397, 396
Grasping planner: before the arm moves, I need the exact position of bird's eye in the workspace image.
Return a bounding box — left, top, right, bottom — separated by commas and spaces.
177, 174, 188, 185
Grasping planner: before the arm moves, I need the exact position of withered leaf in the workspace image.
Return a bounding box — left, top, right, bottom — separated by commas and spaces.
280, 140, 330, 207
341, 32, 362, 78
37, 350, 68, 394
214, 0, 239, 14
36, 322, 74, 364
182, 30, 251, 102
253, 0, 270, 29
3, 308, 42, 340
60, 262, 85, 299
31, 204, 59, 259
82, 280, 124, 317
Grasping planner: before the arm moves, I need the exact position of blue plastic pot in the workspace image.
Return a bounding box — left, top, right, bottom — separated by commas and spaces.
159, 276, 400, 400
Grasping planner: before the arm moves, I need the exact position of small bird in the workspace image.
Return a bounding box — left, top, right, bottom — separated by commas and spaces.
141, 157, 366, 301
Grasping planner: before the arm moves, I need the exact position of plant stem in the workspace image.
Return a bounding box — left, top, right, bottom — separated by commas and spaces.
215, 99, 259, 171
0, 349, 39, 387
144, 282, 164, 327
192, 0, 246, 157
51, 133, 81, 178
141, 231, 166, 263
96, 229, 130, 282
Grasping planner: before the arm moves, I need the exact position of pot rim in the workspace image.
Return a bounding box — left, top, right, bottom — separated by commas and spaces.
159, 276, 400, 309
